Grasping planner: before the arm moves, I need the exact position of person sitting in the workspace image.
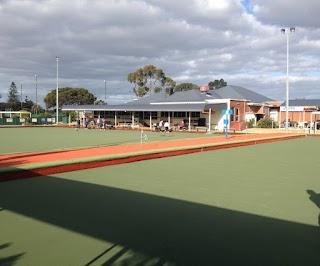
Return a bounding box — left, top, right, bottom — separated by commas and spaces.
180, 120, 186, 130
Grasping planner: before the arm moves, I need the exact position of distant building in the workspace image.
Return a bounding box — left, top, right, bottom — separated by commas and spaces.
279, 99, 320, 127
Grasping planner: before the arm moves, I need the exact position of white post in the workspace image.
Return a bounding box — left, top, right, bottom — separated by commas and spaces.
149, 112, 152, 130
208, 108, 212, 132
35, 75, 38, 114
56, 56, 59, 125
132, 112, 134, 129
20, 84, 23, 110
104, 80, 106, 104
279, 109, 282, 128
281, 27, 295, 133
285, 33, 289, 133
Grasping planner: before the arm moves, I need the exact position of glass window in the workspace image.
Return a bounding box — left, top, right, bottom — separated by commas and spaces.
233, 107, 240, 122
173, 112, 186, 118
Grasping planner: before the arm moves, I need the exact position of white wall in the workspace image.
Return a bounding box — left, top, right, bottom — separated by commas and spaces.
245, 113, 256, 125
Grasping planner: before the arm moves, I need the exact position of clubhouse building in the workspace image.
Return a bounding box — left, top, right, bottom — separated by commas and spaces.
62, 85, 320, 131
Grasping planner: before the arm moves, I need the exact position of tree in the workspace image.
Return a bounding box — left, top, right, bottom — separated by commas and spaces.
208, 79, 227, 90
174, 83, 199, 92
155, 77, 176, 94
22, 96, 35, 112
94, 99, 107, 105
44, 87, 96, 109
128, 65, 170, 97
7, 82, 20, 104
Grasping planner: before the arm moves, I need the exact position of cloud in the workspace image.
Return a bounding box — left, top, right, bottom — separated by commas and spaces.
0, 0, 319, 106
251, 0, 320, 28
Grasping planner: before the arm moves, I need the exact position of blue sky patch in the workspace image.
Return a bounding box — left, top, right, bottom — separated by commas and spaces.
241, 0, 254, 14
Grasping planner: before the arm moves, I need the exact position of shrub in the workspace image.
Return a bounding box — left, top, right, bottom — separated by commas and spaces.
247, 118, 255, 128
256, 118, 277, 128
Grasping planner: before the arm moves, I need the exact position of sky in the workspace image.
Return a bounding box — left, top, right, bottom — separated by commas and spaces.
0, 0, 320, 106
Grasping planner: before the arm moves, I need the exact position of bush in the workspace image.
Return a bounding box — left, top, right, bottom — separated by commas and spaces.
247, 118, 255, 128
256, 118, 277, 128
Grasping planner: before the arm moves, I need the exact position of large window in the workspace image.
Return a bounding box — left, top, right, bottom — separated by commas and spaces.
173, 112, 186, 118
144, 112, 158, 119
191, 112, 200, 118
231, 107, 240, 122
161, 112, 170, 117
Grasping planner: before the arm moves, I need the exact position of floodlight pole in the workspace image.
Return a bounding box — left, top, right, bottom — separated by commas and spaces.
35, 75, 38, 114
104, 80, 106, 104
20, 84, 23, 110
281, 27, 295, 133
56, 56, 59, 125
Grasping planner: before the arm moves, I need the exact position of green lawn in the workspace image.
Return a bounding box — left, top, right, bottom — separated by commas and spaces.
0, 127, 213, 155
0, 137, 319, 265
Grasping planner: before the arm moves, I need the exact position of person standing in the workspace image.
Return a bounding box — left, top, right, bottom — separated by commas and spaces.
159, 119, 164, 131
76, 118, 81, 130
164, 121, 170, 132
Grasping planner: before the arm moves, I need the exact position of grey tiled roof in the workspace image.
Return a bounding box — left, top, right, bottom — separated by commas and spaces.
62, 85, 273, 112
212, 85, 274, 103
127, 85, 274, 104
282, 99, 320, 107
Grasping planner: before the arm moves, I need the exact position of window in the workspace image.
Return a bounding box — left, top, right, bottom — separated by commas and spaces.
145, 112, 158, 119
191, 112, 200, 118
234, 107, 240, 122
173, 112, 186, 118
161, 112, 169, 117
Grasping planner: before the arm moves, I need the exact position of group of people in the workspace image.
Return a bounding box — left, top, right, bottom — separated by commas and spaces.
158, 120, 170, 132
76, 117, 114, 130
156, 119, 187, 132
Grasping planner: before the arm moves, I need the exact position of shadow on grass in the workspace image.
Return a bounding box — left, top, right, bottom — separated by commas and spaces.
0, 173, 320, 265
307, 189, 320, 226
0, 243, 25, 266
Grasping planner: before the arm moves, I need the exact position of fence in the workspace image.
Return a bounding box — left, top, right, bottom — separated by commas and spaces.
0, 115, 68, 126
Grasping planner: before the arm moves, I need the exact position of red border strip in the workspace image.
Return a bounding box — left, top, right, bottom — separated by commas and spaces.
0, 135, 304, 182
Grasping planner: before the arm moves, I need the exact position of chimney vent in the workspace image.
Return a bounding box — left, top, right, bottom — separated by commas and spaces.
200, 85, 209, 92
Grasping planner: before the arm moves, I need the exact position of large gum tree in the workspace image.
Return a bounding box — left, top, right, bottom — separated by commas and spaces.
128, 65, 174, 97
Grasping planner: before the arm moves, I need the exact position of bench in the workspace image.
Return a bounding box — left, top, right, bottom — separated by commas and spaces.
223, 128, 236, 133
117, 122, 131, 128
195, 126, 208, 132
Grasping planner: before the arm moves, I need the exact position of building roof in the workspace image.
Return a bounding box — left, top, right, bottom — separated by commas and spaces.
212, 85, 274, 103
125, 85, 274, 104
282, 99, 320, 107
62, 85, 274, 112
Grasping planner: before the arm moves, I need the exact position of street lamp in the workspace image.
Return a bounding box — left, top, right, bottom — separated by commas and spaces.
56, 56, 59, 124
35, 75, 38, 114
281, 27, 295, 133
104, 80, 107, 104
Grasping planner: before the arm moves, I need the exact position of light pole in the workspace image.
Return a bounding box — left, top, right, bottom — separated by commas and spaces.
104, 80, 107, 104
35, 75, 38, 114
20, 84, 23, 110
56, 56, 59, 124
281, 27, 295, 133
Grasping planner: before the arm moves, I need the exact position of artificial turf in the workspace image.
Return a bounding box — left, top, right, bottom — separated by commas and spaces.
0, 137, 319, 265
0, 127, 214, 155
